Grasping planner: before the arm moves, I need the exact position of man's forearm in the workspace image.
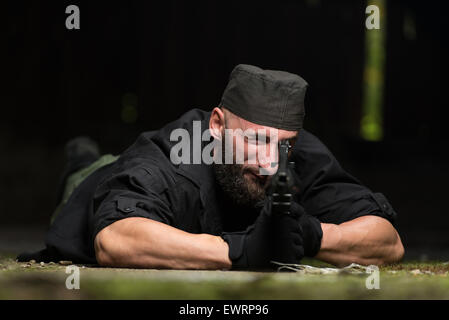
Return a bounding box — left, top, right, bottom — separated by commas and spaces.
95, 217, 232, 270
315, 215, 404, 267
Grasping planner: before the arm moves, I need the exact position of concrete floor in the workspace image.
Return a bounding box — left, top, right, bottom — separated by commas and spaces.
1, 226, 449, 300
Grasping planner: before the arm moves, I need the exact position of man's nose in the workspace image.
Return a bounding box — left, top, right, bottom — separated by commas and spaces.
258, 163, 278, 176
257, 152, 279, 176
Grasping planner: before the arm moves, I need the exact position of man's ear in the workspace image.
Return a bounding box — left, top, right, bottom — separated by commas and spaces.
209, 107, 225, 140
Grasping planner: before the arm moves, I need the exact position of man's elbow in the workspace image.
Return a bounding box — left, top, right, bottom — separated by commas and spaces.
94, 228, 115, 267
389, 236, 405, 263
93, 221, 163, 269
378, 232, 405, 265
361, 221, 405, 266
370, 217, 405, 265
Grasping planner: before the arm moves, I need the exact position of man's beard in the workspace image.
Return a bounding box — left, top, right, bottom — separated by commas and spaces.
213, 163, 270, 209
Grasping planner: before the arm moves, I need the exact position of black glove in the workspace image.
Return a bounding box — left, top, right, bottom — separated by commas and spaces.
290, 201, 323, 257
221, 200, 274, 270
271, 206, 305, 265
221, 200, 273, 269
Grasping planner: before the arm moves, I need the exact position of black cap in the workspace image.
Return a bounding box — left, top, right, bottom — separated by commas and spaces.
219, 64, 308, 131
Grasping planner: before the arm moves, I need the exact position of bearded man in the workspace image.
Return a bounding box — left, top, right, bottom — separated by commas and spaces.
19, 64, 404, 270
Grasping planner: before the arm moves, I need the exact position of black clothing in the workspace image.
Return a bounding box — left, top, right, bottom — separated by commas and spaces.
291, 202, 323, 257
221, 200, 277, 269
18, 109, 397, 263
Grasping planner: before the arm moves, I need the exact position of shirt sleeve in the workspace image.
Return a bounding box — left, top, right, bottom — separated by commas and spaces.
292, 130, 397, 225
91, 164, 175, 239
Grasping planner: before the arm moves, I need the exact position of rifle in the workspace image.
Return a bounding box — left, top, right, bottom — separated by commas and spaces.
270, 140, 295, 215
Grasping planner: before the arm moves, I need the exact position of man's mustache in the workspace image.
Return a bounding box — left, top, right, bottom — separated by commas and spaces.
241, 166, 271, 185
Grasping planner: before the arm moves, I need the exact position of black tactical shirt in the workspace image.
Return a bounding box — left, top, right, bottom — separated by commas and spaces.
29, 109, 397, 263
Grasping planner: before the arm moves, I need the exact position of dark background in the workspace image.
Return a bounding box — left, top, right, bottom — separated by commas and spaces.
2, 0, 448, 259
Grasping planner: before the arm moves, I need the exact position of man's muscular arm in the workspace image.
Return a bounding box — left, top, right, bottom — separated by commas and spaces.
95, 217, 232, 270
315, 215, 404, 267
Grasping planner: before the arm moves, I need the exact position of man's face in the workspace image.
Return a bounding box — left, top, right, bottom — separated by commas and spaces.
211, 108, 298, 208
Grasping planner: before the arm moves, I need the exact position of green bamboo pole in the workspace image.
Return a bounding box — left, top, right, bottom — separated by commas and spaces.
361, 0, 386, 141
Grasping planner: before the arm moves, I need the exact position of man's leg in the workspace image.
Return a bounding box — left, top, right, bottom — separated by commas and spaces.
55, 136, 101, 205
51, 138, 119, 225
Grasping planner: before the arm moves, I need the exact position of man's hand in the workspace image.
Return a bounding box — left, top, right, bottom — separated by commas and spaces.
271, 202, 323, 264
291, 202, 323, 257
271, 205, 304, 264
221, 200, 310, 269
221, 201, 274, 269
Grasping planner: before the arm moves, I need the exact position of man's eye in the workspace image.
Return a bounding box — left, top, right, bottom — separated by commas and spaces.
288, 138, 297, 149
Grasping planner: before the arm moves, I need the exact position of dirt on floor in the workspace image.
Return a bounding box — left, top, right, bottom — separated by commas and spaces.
1, 254, 449, 300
